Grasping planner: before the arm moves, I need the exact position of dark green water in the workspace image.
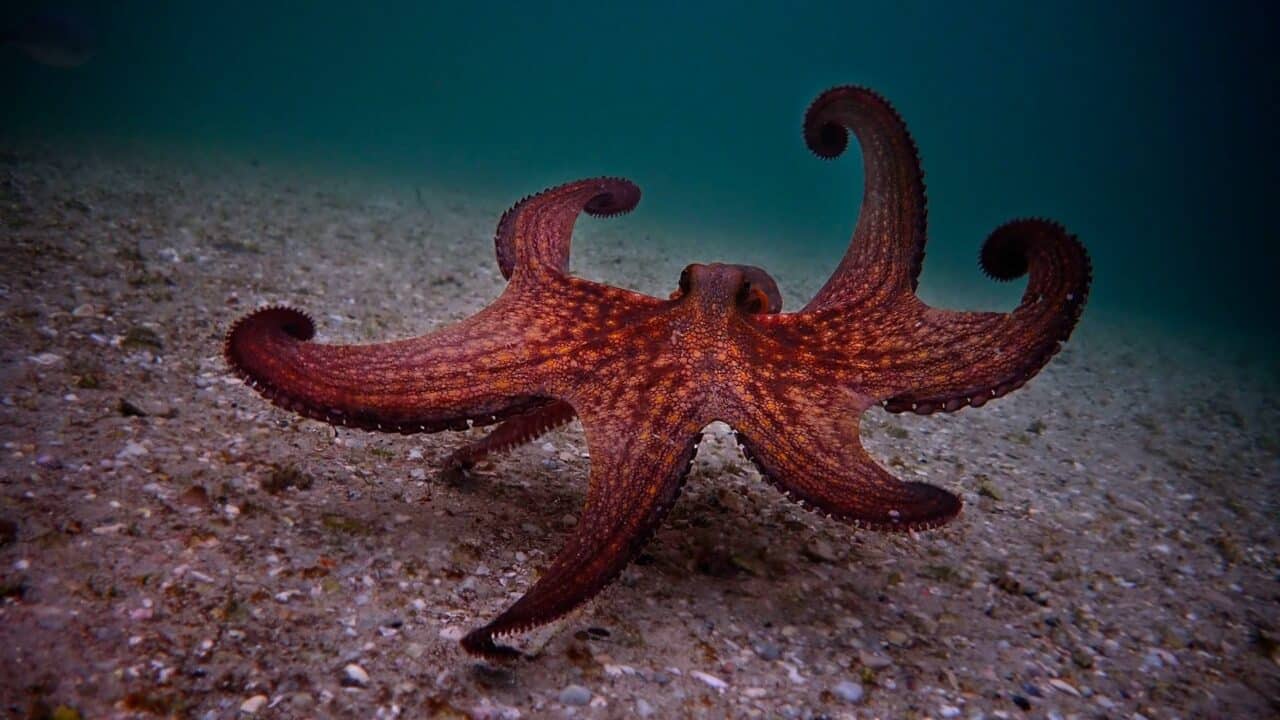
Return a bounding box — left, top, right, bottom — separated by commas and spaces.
3, 1, 1276, 349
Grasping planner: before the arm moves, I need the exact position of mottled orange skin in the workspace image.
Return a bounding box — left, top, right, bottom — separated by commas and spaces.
225, 86, 1090, 659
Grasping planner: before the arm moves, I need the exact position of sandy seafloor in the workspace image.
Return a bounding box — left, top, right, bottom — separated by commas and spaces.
0, 146, 1276, 720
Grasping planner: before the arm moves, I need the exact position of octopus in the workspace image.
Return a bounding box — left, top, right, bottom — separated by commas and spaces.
225, 86, 1090, 659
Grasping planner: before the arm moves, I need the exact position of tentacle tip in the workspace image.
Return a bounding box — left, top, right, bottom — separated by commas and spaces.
873, 485, 963, 533
979, 236, 1029, 282
461, 629, 524, 662
223, 305, 317, 386
804, 121, 849, 159
802, 84, 900, 160
980, 217, 1079, 282
583, 178, 642, 218
228, 305, 317, 343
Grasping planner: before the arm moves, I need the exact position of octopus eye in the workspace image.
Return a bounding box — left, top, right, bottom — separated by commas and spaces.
678, 268, 692, 295
737, 282, 770, 314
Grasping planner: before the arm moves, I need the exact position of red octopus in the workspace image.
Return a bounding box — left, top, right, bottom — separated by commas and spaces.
225, 86, 1090, 659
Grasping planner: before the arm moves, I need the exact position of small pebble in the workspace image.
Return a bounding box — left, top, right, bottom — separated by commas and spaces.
938, 704, 961, 718
859, 649, 893, 669
341, 663, 370, 687
803, 538, 838, 562
832, 680, 864, 703
558, 684, 591, 706
754, 641, 782, 661
117, 441, 148, 458
1049, 678, 1081, 697
239, 695, 268, 714
635, 698, 654, 717
691, 670, 727, 690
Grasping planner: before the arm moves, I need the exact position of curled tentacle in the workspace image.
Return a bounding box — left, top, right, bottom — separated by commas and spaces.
881, 218, 1091, 414
441, 399, 577, 472
803, 85, 928, 311
225, 305, 545, 433
494, 177, 641, 280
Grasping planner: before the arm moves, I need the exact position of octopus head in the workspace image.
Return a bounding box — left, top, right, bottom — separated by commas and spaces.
670, 262, 782, 315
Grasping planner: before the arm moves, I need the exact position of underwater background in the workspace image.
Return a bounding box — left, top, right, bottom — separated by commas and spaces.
3, 3, 1280, 717
3, 1, 1277, 351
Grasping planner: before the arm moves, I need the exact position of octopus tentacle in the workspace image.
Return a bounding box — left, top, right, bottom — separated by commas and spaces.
729, 392, 960, 531
878, 218, 1091, 414
441, 399, 577, 471
224, 304, 548, 433
494, 177, 641, 280
803, 85, 928, 311
461, 397, 704, 659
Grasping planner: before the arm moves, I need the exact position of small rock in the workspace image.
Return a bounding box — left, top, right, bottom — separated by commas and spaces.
239, 695, 268, 714
977, 480, 1002, 500
341, 663, 370, 687
691, 670, 727, 690
1049, 678, 1081, 697
886, 629, 910, 646
802, 538, 839, 563
858, 649, 893, 669
832, 680, 864, 703
781, 661, 807, 684
938, 704, 961, 718
635, 698, 655, 717
35, 454, 61, 469
558, 684, 591, 706
122, 325, 164, 350
118, 398, 148, 417
28, 353, 63, 366
178, 485, 210, 510
117, 441, 148, 459
754, 641, 782, 661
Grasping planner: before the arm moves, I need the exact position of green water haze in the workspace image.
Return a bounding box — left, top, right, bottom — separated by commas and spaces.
3, 1, 1276, 351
